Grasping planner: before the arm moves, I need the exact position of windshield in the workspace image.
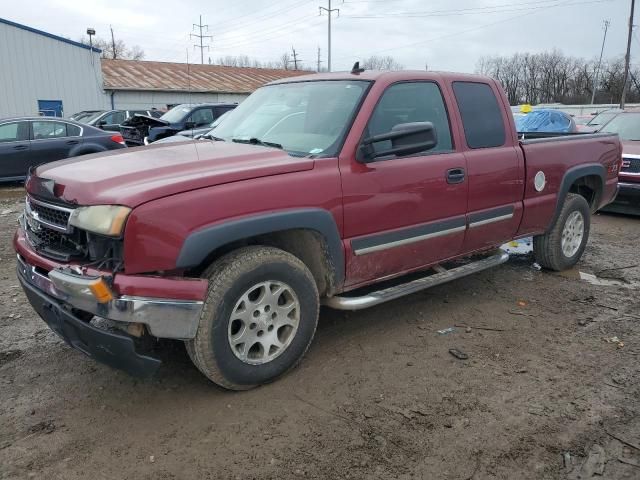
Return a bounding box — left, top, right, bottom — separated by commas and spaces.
600, 113, 640, 140
160, 105, 193, 123
77, 111, 104, 123
213, 80, 370, 156
587, 111, 618, 126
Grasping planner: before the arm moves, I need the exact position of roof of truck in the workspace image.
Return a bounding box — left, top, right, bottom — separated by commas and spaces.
267, 70, 494, 85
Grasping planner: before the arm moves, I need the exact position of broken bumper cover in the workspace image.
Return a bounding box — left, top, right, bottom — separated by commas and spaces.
18, 269, 162, 378
16, 254, 204, 340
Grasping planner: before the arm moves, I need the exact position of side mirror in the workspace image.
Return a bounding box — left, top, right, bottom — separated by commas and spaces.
359, 122, 438, 162
97, 120, 107, 127
184, 121, 196, 130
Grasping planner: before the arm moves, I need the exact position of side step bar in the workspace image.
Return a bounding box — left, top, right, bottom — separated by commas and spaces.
323, 250, 510, 311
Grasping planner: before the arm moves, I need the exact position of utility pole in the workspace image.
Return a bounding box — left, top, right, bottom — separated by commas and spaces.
317, 46, 323, 72
110, 25, 116, 59
319, 0, 339, 72
591, 19, 610, 105
191, 15, 212, 65
291, 47, 301, 70
621, 0, 635, 109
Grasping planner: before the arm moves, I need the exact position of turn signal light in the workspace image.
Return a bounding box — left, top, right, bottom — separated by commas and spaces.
88, 278, 114, 303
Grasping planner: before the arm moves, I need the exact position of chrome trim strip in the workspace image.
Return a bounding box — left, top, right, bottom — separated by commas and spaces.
618, 181, 640, 190
324, 251, 510, 310
354, 225, 466, 256
622, 154, 640, 160
468, 212, 514, 228
17, 255, 203, 340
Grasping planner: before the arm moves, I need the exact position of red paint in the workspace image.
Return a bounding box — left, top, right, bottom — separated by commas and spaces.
19, 70, 621, 298
14, 229, 207, 301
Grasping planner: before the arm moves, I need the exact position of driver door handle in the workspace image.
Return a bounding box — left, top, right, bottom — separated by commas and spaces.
446, 168, 465, 184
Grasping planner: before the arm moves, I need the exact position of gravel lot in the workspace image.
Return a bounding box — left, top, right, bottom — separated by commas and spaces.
0, 186, 639, 480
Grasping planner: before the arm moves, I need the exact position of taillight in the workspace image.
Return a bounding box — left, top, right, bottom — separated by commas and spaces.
110, 134, 125, 145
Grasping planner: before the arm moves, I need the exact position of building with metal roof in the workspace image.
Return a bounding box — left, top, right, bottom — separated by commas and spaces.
0, 17, 109, 117
101, 59, 309, 110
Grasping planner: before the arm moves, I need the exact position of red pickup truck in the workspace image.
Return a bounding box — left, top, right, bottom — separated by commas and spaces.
15, 70, 621, 390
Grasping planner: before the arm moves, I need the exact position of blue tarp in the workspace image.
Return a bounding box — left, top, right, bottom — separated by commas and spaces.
516, 109, 575, 133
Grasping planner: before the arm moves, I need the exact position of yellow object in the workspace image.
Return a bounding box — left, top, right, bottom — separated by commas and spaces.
88, 278, 114, 303
520, 104, 532, 114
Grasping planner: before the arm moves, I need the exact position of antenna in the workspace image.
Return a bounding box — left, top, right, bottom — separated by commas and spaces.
351, 62, 365, 75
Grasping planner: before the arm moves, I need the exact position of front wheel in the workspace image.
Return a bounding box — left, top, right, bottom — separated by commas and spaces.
186, 246, 319, 390
533, 193, 591, 271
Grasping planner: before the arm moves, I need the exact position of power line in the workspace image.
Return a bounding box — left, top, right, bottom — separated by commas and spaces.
190, 14, 212, 64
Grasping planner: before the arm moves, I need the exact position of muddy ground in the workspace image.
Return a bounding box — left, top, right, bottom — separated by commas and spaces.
0, 187, 639, 480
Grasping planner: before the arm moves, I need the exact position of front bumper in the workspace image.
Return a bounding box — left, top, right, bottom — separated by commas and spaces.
17, 254, 204, 339
18, 265, 162, 377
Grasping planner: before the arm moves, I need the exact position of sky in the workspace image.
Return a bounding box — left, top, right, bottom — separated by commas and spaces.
3, 0, 634, 72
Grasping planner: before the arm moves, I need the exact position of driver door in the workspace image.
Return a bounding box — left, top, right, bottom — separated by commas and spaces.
340, 81, 468, 288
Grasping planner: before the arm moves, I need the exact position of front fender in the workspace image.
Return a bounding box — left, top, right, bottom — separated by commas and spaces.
175, 208, 345, 287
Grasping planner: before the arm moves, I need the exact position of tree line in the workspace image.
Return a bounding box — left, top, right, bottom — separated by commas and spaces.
476, 50, 640, 105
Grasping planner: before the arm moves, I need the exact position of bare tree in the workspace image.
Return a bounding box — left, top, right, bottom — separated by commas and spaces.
80, 36, 145, 60
361, 55, 404, 70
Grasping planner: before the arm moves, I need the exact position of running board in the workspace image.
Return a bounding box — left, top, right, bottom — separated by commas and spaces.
323, 250, 510, 311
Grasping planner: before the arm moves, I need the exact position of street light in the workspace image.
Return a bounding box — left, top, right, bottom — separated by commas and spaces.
86, 28, 95, 49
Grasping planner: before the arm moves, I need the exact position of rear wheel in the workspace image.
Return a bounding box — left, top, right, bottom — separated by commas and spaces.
186, 246, 319, 390
533, 193, 591, 271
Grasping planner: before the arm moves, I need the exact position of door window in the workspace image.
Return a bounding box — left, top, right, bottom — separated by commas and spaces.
102, 111, 126, 124
452, 82, 506, 149
0, 122, 28, 142
67, 124, 81, 136
32, 121, 68, 139
189, 108, 214, 127
366, 82, 453, 158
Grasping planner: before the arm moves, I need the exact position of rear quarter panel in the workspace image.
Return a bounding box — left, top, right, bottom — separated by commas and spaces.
517, 135, 621, 235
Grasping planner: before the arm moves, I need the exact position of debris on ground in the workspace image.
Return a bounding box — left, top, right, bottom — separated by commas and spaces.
563, 451, 572, 472
532, 262, 542, 271
579, 444, 605, 477
500, 237, 533, 255
437, 327, 455, 335
449, 349, 469, 360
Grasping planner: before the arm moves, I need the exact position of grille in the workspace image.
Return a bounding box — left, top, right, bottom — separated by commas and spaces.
621, 157, 640, 173
28, 198, 71, 229
26, 224, 82, 259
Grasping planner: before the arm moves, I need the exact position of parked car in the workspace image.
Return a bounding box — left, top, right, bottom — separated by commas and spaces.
516, 109, 577, 133
119, 103, 237, 146
81, 109, 162, 132
153, 110, 234, 144
0, 117, 126, 181
578, 108, 622, 132
68, 110, 103, 122
599, 111, 640, 213
572, 114, 594, 126
15, 70, 620, 389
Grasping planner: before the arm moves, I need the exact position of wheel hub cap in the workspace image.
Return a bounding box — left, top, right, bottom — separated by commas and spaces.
561, 211, 584, 258
227, 281, 300, 365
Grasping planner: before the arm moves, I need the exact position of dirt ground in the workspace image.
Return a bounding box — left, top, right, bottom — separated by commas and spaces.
0, 187, 639, 480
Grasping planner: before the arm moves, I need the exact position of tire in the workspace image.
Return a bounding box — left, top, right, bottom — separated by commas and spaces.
533, 193, 591, 271
186, 246, 319, 390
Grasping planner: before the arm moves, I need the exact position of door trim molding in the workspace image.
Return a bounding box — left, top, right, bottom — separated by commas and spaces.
468, 205, 514, 229
352, 217, 466, 256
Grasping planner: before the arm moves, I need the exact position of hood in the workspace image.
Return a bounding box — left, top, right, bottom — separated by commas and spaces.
32, 141, 314, 207
621, 140, 640, 156
121, 114, 169, 128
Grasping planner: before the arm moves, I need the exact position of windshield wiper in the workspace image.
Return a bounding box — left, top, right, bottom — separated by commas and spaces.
201, 133, 225, 141
231, 137, 283, 150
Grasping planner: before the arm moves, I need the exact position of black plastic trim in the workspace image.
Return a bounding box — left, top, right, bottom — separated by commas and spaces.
549, 164, 606, 231
18, 273, 161, 378
176, 209, 345, 286
351, 216, 466, 254
468, 205, 514, 224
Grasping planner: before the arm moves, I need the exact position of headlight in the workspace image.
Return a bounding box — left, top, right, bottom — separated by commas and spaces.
69, 205, 131, 237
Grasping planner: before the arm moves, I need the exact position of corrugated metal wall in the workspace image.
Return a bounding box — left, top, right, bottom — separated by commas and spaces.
109, 90, 249, 110
0, 22, 109, 117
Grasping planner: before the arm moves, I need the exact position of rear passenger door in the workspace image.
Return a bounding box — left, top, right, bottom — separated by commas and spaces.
341, 81, 468, 288
450, 81, 524, 252
0, 121, 31, 178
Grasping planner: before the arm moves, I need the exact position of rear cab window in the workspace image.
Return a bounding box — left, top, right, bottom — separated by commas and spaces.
452, 82, 506, 149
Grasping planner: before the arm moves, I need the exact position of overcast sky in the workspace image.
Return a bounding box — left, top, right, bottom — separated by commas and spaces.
5, 0, 633, 72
